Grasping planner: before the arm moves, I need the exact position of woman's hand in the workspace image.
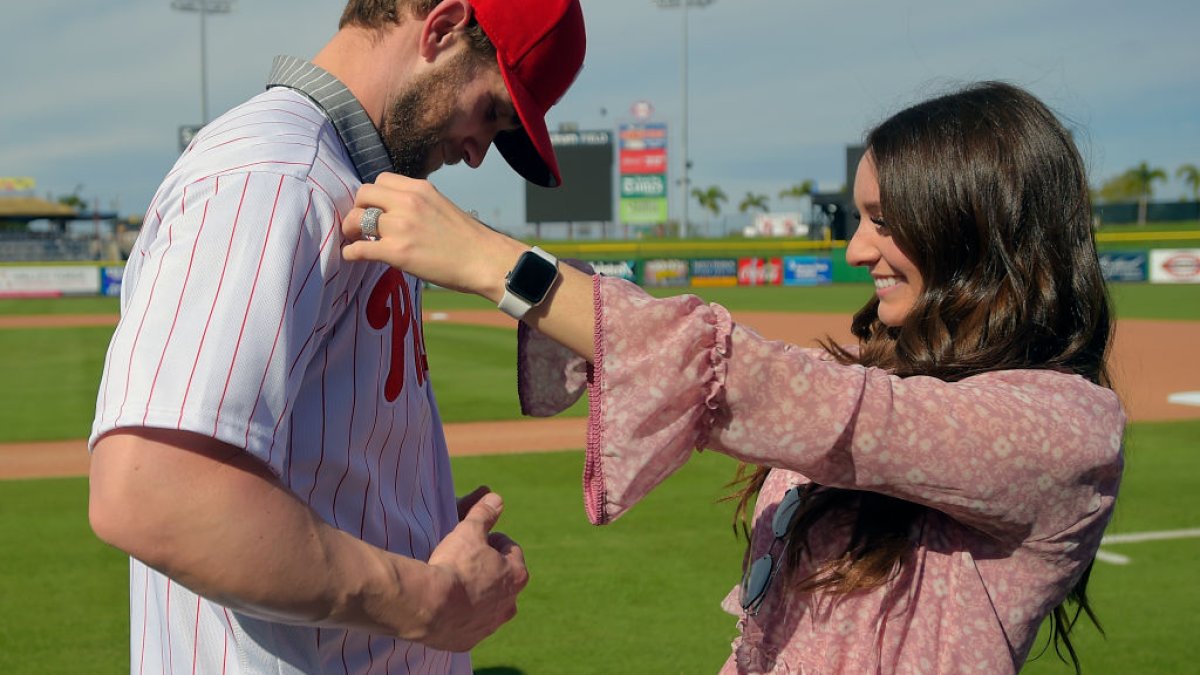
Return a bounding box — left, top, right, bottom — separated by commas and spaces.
342, 173, 525, 302
346, 173, 597, 360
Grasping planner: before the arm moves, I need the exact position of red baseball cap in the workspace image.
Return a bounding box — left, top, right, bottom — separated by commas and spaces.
471, 0, 586, 188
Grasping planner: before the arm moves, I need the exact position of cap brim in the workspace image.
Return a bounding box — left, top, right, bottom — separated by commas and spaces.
495, 65, 561, 188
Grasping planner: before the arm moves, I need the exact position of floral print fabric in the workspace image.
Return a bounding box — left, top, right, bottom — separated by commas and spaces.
524, 276, 1125, 674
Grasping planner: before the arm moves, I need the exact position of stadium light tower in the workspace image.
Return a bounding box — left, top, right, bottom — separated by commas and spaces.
171, 0, 235, 125
653, 0, 715, 235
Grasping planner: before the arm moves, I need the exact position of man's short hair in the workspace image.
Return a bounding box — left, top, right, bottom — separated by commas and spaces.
339, 1, 495, 58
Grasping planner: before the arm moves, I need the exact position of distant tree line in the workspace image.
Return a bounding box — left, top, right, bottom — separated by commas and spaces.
1093, 162, 1198, 225
686, 164, 1197, 231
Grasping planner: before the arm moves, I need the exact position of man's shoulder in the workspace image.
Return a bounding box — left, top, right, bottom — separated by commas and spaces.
174, 89, 355, 188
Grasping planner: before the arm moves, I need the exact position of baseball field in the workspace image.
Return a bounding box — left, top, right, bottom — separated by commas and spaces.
1, 282, 1197, 673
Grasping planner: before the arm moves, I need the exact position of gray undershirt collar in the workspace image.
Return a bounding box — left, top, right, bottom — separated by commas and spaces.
266, 55, 394, 184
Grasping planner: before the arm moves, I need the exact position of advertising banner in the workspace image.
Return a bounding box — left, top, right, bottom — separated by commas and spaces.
690, 258, 738, 287
618, 124, 668, 150
619, 122, 668, 225
620, 198, 668, 223
783, 256, 833, 286
619, 149, 668, 174
620, 174, 667, 198
1149, 249, 1200, 283
587, 260, 638, 282
0, 177, 36, 191
101, 265, 125, 296
1098, 252, 1147, 282
0, 265, 101, 297
643, 258, 690, 287
738, 257, 784, 286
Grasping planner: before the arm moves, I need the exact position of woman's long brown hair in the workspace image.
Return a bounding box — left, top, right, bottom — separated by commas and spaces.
731, 81, 1114, 673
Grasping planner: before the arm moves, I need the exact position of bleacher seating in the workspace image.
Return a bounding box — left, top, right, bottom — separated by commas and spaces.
0, 231, 99, 262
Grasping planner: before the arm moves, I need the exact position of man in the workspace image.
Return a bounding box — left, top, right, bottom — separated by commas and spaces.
87, 1, 585, 672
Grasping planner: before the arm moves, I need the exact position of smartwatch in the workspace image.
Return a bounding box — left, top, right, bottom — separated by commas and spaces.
498, 246, 561, 320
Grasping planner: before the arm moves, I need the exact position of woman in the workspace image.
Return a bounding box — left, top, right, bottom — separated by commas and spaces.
343, 82, 1124, 673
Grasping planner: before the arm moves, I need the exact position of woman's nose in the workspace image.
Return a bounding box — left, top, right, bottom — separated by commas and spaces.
845, 224, 877, 267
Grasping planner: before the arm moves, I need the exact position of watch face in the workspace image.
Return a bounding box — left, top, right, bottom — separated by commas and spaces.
507, 251, 559, 305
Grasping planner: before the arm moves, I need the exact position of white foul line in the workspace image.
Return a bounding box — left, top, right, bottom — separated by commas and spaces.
1167, 391, 1200, 407
1094, 527, 1200, 565
1101, 527, 1200, 544
1094, 550, 1131, 565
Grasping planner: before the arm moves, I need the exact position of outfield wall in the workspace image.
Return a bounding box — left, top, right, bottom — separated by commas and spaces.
1, 247, 1198, 297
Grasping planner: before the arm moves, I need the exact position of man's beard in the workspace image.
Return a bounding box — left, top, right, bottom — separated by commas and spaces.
380, 53, 480, 178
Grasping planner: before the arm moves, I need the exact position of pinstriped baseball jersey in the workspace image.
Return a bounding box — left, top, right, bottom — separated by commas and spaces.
90, 58, 468, 674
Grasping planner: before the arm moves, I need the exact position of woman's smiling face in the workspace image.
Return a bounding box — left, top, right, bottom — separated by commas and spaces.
846, 153, 924, 327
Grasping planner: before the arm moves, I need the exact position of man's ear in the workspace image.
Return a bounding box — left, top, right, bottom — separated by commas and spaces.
418, 0, 472, 62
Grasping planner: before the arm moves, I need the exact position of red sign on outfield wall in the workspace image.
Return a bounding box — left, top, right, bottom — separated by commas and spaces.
738, 258, 784, 286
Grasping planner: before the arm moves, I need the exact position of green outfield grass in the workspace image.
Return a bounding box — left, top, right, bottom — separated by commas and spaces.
0, 326, 112, 442
0, 283, 1197, 672
0, 296, 120, 315
2, 420, 1197, 673
1, 284, 1197, 443
1, 278, 1198, 320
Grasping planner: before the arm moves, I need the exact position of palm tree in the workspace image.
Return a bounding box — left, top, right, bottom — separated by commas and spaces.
1177, 163, 1200, 202
691, 185, 728, 237
778, 180, 814, 203
1126, 162, 1167, 225
1095, 172, 1140, 204
738, 192, 770, 214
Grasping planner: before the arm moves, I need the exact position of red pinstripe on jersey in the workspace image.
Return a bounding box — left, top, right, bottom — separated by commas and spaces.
117, 212, 174, 425
245, 190, 312, 451
177, 175, 250, 427
138, 564, 149, 675
142, 183, 208, 425
330, 298, 361, 531
191, 595, 202, 675
212, 175, 287, 435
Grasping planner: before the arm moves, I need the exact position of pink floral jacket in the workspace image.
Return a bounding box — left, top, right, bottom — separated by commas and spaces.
519, 276, 1125, 674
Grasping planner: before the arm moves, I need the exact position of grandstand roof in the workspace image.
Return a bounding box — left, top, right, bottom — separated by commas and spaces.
0, 196, 78, 220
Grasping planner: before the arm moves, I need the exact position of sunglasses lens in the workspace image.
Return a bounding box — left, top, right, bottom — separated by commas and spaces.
772, 486, 803, 538
741, 553, 775, 610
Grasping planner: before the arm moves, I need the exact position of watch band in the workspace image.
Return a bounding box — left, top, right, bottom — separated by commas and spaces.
498, 246, 559, 320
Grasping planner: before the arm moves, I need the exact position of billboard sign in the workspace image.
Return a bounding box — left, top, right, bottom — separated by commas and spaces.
619, 196, 669, 223
690, 258, 738, 287
783, 256, 833, 286
738, 258, 784, 286
101, 265, 125, 297
587, 260, 638, 282
1150, 249, 1200, 283
1098, 252, 1147, 282
618, 124, 668, 150
643, 258, 689, 287
620, 174, 667, 198
619, 150, 668, 174
0, 177, 36, 192
0, 265, 101, 297
619, 122, 668, 225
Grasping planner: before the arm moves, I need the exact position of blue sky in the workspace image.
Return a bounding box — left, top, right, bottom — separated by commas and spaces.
2, 0, 1198, 234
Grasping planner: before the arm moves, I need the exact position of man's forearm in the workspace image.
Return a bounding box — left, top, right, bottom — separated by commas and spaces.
89, 428, 445, 639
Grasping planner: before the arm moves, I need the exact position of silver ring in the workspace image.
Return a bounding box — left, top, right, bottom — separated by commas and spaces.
360, 207, 383, 241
